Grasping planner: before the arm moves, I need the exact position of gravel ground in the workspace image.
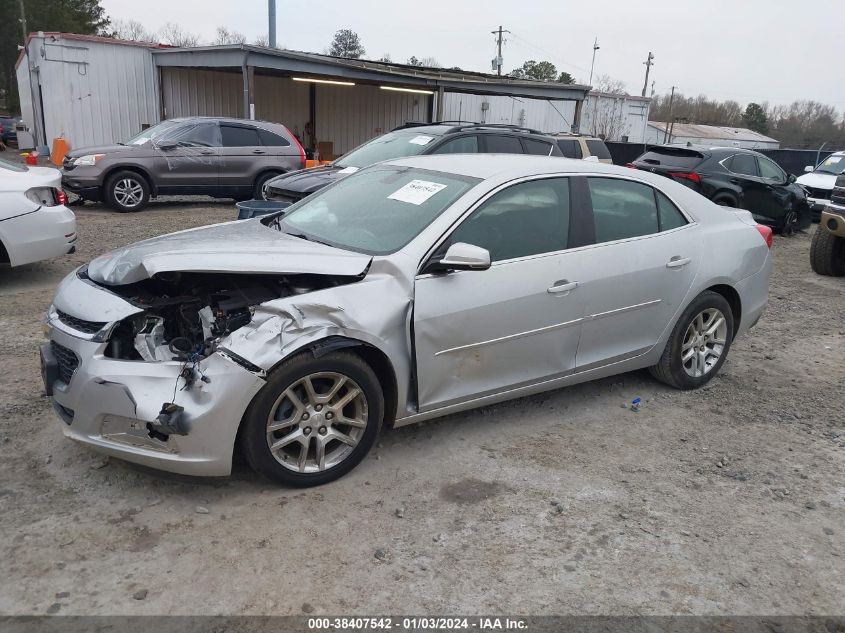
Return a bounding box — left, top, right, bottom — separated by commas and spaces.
0, 198, 843, 616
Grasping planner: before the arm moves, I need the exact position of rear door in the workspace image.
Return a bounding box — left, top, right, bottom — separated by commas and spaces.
725, 154, 771, 218
565, 176, 700, 369
153, 121, 221, 192
428, 135, 480, 154
413, 177, 584, 410
219, 123, 263, 195
480, 134, 524, 154
756, 155, 792, 222
257, 126, 300, 172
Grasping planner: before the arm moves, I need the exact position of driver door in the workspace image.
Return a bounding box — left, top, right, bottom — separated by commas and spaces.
413, 177, 584, 411
153, 121, 221, 192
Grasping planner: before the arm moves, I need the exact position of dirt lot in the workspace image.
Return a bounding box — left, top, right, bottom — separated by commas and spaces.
0, 197, 843, 617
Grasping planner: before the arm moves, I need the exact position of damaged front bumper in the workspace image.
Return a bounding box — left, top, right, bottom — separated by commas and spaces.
43, 317, 265, 477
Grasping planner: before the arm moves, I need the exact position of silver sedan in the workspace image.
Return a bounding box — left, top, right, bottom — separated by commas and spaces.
42, 155, 772, 486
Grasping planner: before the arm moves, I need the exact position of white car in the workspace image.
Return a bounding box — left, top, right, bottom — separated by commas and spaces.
797, 150, 845, 218
0, 158, 76, 267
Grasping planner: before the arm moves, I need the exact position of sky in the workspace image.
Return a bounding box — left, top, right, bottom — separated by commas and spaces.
100, 0, 845, 110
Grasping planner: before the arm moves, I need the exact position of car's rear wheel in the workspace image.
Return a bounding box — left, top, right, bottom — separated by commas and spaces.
240, 351, 383, 487
254, 171, 281, 200
105, 170, 150, 212
809, 227, 845, 276
649, 291, 735, 390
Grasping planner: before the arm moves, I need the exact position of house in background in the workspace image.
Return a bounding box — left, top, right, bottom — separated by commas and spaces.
646, 121, 779, 150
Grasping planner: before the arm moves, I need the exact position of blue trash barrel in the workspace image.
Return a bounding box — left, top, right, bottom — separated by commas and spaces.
235, 199, 291, 220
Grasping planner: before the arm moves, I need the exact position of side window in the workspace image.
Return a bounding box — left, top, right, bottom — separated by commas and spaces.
164, 122, 220, 147
483, 135, 523, 154
585, 139, 611, 160
589, 177, 659, 243
430, 135, 479, 154
449, 178, 570, 262
221, 125, 260, 147
522, 138, 553, 156
655, 190, 688, 231
758, 157, 785, 182
729, 154, 758, 177
258, 128, 291, 147
556, 139, 582, 159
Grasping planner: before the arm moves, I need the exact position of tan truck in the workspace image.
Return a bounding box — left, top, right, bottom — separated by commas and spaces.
810, 173, 845, 276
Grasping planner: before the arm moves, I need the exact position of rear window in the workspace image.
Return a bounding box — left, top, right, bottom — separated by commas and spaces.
258, 128, 290, 147
637, 148, 704, 170
585, 139, 611, 160
556, 138, 583, 159
483, 135, 524, 154
522, 138, 554, 156
0, 158, 27, 172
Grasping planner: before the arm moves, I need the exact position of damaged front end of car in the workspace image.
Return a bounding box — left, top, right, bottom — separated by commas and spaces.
41, 220, 404, 476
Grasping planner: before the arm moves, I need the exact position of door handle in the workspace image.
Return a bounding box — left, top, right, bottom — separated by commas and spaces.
252, 149, 266, 154
666, 257, 691, 269
547, 280, 578, 294
200, 150, 214, 155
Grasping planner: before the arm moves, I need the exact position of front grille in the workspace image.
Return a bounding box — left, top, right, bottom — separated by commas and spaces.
805, 186, 832, 200
56, 309, 107, 335
51, 341, 79, 386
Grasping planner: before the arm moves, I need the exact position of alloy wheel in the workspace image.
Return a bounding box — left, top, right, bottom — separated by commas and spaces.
266, 372, 368, 473
113, 178, 144, 208
681, 308, 728, 377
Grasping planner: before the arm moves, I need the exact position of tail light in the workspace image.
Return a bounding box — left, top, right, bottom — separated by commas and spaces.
286, 126, 306, 169
624, 163, 638, 169
55, 188, 67, 206
755, 224, 773, 249
669, 171, 701, 184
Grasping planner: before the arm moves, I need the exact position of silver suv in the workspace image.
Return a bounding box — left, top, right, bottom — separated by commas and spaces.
61, 117, 305, 212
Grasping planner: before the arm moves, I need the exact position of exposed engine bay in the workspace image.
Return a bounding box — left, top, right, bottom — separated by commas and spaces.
99, 271, 356, 363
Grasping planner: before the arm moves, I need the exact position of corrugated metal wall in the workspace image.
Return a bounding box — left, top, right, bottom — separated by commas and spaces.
441, 92, 576, 133
161, 67, 242, 118
22, 36, 160, 149
581, 94, 650, 143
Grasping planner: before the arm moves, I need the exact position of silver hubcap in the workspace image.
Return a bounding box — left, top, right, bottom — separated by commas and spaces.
682, 308, 728, 377
266, 372, 368, 473
113, 178, 144, 207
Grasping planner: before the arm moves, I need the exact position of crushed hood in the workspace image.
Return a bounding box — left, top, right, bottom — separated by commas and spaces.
797, 172, 837, 190
87, 219, 372, 285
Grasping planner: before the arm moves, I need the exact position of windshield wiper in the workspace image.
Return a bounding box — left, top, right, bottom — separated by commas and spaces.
284, 230, 330, 246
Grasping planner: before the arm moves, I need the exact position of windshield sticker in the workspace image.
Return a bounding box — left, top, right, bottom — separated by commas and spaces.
408, 135, 434, 146
822, 157, 841, 165
388, 180, 447, 205
338, 166, 359, 174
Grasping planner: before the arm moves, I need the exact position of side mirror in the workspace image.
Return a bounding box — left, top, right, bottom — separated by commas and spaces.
788, 174, 796, 184
427, 242, 491, 273
804, 166, 813, 173
156, 140, 177, 151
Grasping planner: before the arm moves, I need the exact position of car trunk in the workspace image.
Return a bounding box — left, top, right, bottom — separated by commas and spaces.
632, 147, 707, 192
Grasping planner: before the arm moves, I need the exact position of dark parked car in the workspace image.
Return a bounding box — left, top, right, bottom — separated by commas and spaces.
0, 116, 20, 146
62, 117, 305, 212
263, 122, 563, 204
629, 145, 811, 234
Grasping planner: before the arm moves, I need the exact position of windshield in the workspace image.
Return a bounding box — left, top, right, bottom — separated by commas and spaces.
278, 165, 479, 254
334, 130, 444, 169
0, 158, 27, 172
125, 120, 182, 146
814, 155, 845, 175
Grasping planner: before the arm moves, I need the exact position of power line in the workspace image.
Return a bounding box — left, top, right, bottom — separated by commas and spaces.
507, 31, 590, 75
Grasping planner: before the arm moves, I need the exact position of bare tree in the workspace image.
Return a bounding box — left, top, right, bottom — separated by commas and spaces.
160, 22, 199, 47
253, 35, 269, 47
213, 27, 247, 45
111, 18, 158, 43
593, 74, 627, 95
407, 56, 441, 68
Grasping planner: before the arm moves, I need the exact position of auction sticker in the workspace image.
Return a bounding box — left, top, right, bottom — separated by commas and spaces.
338, 166, 359, 174
408, 135, 434, 145
388, 180, 447, 205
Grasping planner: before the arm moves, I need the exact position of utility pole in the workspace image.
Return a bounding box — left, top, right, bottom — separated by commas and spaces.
650, 80, 655, 98
641, 51, 654, 97
663, 85, 676, 143
268, 0, 276, 48
491, 26, 510, 76
588, 37, 600, 87
18, 0, 27, 41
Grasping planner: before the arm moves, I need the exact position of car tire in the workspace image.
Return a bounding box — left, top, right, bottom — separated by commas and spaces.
240, 351, 384, 487
253, 171, 282, 200
649, 291, 735, 390
809, 227, 845, 277
104, 170, 150, 212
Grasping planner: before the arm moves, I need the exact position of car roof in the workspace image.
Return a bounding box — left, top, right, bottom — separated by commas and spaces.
385, 153, 632, 180
646, 144, 767, 157
391, 122, 551, 137
550, 134, 603, 141
168, 116, 287, 129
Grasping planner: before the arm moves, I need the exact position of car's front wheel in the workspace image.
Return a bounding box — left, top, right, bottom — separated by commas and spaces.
650, 291, 735, 390
240, 351, 384, 486
104, 170, 150, 212
254, 171, 282, 200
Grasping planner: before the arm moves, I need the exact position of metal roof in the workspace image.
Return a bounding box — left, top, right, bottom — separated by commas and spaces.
152, 44, 591, 101
648, 121, 778, 143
